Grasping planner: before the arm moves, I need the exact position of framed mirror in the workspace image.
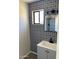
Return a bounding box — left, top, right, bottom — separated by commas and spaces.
44, 14, 58, 32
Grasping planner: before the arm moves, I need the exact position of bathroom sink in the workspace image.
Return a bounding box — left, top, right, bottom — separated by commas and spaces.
37, 41, 56, 51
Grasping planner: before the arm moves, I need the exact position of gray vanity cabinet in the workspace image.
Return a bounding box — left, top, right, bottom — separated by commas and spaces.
37, 46, 56, 59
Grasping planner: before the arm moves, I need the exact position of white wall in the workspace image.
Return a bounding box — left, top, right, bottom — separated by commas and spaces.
19, 1, 30, 59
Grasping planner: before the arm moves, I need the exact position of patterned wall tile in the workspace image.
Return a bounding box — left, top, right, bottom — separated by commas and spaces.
28, 0, 58, 52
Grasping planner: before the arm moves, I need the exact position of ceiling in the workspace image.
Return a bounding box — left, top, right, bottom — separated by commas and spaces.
26, 0, 40, 3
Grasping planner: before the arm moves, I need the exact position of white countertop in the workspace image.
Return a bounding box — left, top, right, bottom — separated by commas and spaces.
37, 41, 56, 51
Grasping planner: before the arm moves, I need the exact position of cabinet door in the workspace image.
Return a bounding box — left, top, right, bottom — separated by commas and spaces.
48, 49, 56, 59
37, 46, 48, 59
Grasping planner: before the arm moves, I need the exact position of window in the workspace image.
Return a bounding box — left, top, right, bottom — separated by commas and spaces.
32, 9, 44, 24
34, 11, 40, 23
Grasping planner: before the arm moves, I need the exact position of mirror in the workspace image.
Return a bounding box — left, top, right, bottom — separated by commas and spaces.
44, 14, 58, 32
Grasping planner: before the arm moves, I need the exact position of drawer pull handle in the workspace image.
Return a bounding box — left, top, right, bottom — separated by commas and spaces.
45, 50, 50, 53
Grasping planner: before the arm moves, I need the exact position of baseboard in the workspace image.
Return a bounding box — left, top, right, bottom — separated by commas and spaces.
21, 51, 37, 59
19, 51, 31, 59
30, 51, 37, 55
23, 51, 31, 58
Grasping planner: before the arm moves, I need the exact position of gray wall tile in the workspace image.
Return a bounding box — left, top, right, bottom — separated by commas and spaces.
28, 0, 58, 52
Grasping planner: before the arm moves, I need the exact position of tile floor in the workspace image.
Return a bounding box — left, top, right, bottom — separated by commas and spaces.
24, 53, 37, 59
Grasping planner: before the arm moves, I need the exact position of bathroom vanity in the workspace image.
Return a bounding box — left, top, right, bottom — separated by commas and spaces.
37, 41, 56, 59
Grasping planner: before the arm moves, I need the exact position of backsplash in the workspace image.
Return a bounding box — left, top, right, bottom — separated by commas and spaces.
28, 0, 58, 52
